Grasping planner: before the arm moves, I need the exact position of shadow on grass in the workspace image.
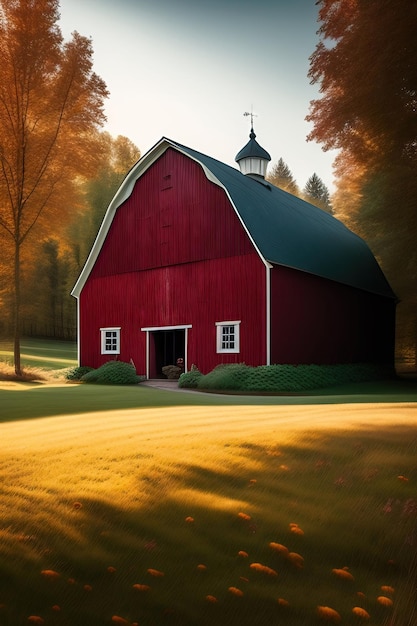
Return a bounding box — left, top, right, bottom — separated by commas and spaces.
1, 377, 417, 424
1, 426, 416, 625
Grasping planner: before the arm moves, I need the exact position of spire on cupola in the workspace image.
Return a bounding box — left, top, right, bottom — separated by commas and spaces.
235, 111, 271, 179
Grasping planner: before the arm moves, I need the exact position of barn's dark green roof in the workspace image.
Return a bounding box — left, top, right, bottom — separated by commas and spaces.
170, 139, 395, 299
71, 136, 396, 300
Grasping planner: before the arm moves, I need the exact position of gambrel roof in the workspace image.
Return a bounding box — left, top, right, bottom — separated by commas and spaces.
72, 137, 395, 300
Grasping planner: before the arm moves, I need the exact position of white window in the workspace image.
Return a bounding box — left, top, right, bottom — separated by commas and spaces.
216, 321, 241, 353
100, 327, 121, 354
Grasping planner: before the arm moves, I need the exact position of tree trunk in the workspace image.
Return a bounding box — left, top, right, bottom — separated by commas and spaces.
13, 238, 22, 377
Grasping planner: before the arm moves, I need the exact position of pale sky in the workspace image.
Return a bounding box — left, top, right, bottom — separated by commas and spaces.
59, 0, 338, 191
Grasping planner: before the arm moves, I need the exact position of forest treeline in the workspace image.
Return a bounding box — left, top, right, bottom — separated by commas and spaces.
0, 0, 415, 371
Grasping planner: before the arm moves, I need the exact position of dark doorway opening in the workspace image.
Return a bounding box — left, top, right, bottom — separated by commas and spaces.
151, 329, 185, 378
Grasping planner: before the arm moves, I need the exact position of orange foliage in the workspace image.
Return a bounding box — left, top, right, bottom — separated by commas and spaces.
332, 567, 355, 581
352, 607, 370, 620
316, 606, 342, 622
147, 568, 164, 577
269, 542, 289, 556
249, 562, 278, 577
228, 587, 244, 597
377, 596, 393, 607
40, 569, 60, 579
133, 583, 151, 592
288, 552, 304, 569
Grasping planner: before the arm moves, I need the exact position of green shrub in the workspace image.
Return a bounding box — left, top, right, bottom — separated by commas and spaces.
80, 360, 141, 385
192, 362, 390, 393
178, 367, 202, 388
65, 365, 95, 381
196, 363, 250, 391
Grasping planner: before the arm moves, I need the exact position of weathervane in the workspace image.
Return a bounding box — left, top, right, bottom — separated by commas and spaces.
243, 109, 257, 128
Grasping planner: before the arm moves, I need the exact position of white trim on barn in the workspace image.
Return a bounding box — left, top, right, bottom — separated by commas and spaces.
71, 137, 271, 300
141, 324, 192, 379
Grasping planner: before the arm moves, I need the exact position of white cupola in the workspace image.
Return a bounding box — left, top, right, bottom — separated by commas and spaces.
235, 126, 271, 179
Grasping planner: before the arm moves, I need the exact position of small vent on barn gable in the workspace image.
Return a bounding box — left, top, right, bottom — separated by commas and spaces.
161, 173, 172, 190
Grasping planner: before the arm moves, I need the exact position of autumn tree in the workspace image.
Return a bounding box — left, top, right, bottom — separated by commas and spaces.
307, 0, 417, 366
21, 133, 141, 341
0, 0, 108, 374
267, 158, 299, 196
303, 173, 332, 213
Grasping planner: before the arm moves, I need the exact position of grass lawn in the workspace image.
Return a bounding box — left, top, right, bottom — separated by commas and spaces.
1, 341, 417, 625
0, 337, 77, 370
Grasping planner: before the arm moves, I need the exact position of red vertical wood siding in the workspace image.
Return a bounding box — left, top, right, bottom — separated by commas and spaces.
79, 148, 267, 373
270, 265, 395, 365
79, 253, 266, 373
89, 149, 254, 279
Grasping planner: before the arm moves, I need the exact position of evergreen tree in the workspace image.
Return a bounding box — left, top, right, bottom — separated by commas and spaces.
267, 158, 299, 196
303, 173, 333, 213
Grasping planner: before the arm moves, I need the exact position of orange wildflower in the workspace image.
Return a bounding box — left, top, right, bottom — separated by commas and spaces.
249, 478, 257, 484
381, 585, 394, 595
107, 566, 117, 573
238, 550, 249, 558
28, 618, 44, 624
397, 475, 408, 482
40, 569, 60, 579
147, 568, 164, 577
238, 512, 251, 521
197, 564, 207, 571
51, 605, 61, 612
83, 584, 93, 591
185, 516, 194, 523
277, 598, 290, 607
133, 583, 151, 592
332, 568, 355, 581
206, 595, 218, 603
249, 562, 278, 577
377, 596, 393, 607
357, 592, 366, 599
67, 578, 76, 585
316, 606, 341, 622
288, 552, 304, 569
111, 617, 129, 625
280, 464, 289, 471
269, 542, 289, 556
228, 586, 244, 597
352, 607, 370, 620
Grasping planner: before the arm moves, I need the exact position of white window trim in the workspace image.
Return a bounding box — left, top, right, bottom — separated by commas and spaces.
216, 320, 241, 354
100, 327, 121, 355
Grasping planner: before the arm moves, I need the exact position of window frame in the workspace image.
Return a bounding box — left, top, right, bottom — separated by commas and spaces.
215, 320, 241, 354
100, 327, 121, 355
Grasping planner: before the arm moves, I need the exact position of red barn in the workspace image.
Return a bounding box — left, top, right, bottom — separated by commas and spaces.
71, 131, 396, 378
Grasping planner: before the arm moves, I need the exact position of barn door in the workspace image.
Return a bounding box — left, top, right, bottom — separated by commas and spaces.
150, 329, 185, 378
